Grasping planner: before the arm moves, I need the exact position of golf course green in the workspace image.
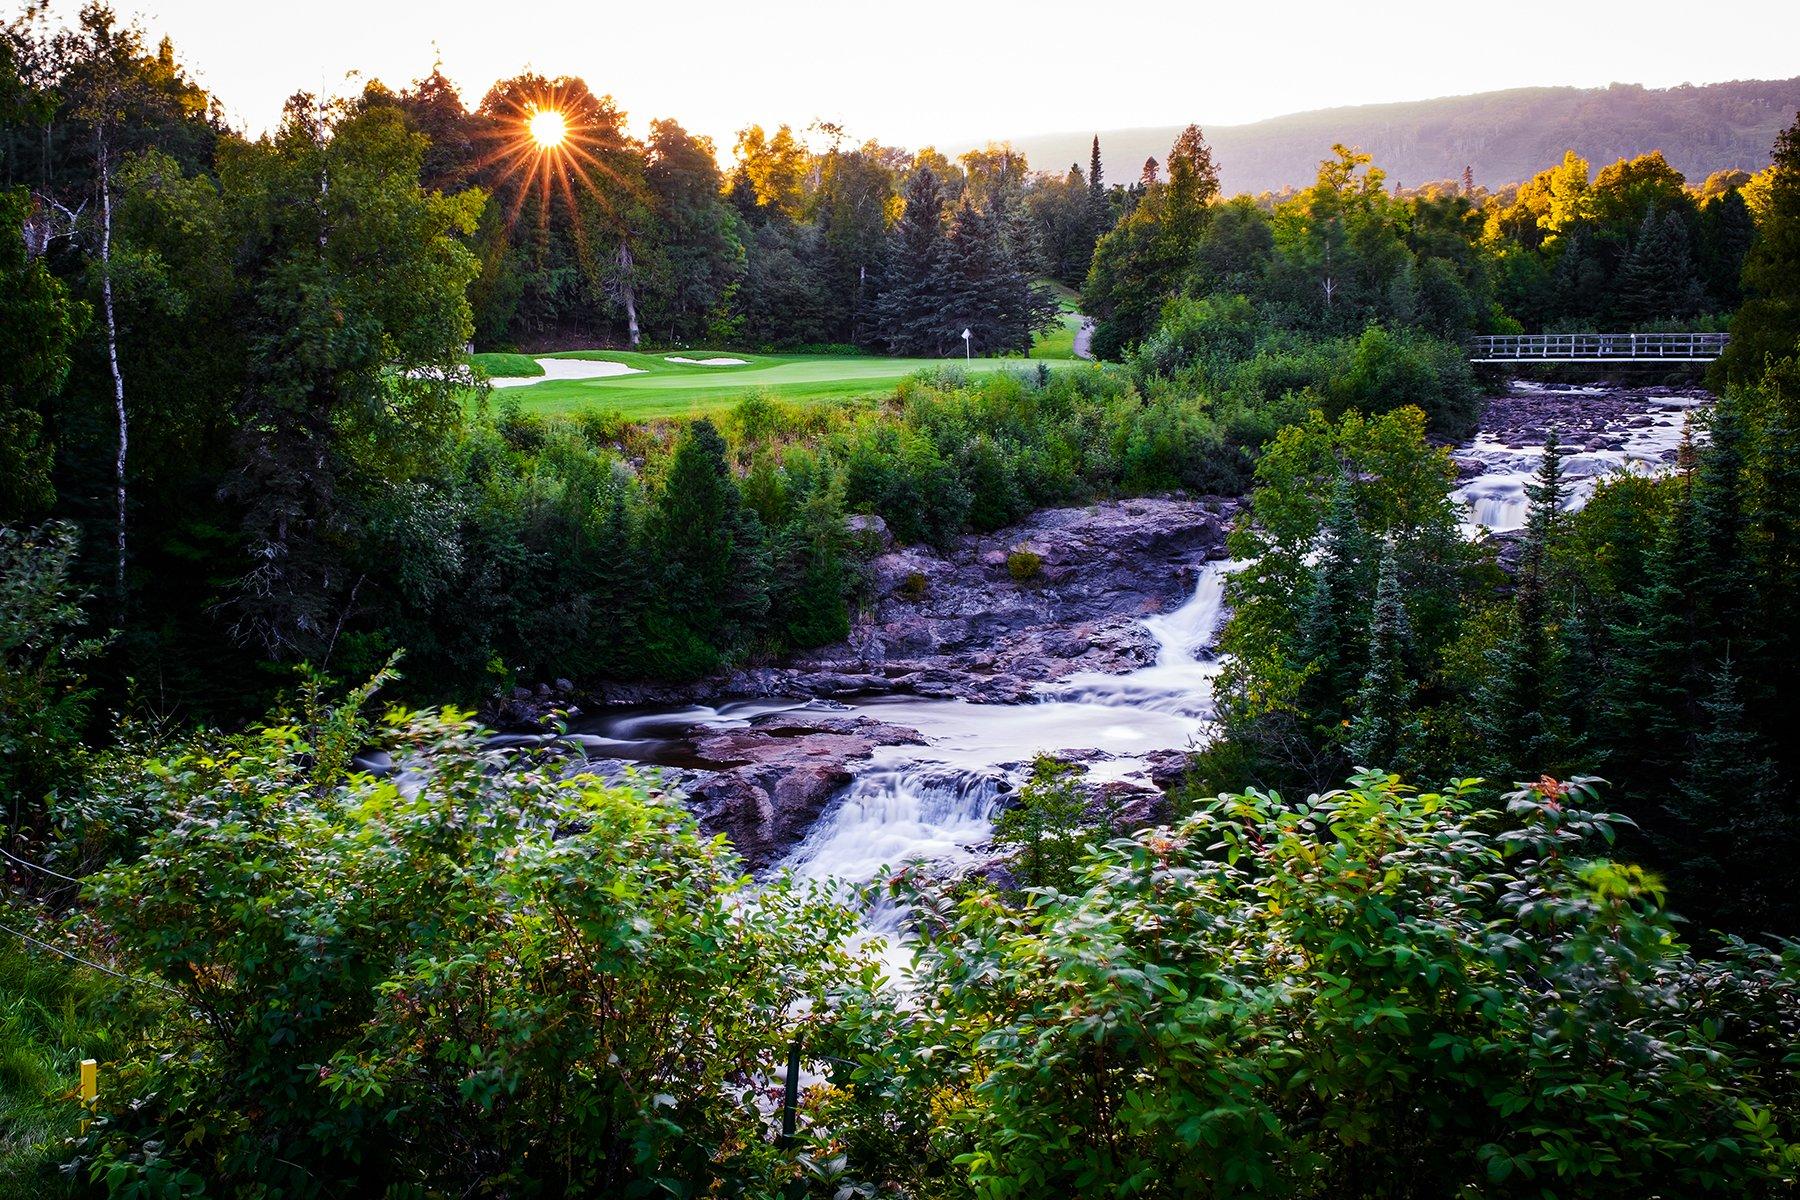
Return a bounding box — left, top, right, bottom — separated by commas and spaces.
472, 285, 1093, 420
471, 349, 1087, 419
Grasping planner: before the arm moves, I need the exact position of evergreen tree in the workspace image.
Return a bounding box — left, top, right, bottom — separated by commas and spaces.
875, 166, 952, 355
1740, 361, 1800, 778
1717, 110, 1800, 388
1475, 432, 1577, 781
1667, 657, 1790, 927
1599, 476, 1702, 791
1695, 187, 1755, 311
1348, 542, 1417, 771
651, 418, 741, 670
1614, 207, 1705, 323
1088, 134, 1106, 240
1686, 394, 1753, 652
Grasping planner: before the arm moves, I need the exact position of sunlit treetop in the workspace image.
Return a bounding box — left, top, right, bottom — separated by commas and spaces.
471, 75, 641, 235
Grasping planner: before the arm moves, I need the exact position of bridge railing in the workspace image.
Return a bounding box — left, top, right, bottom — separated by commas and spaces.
1468, 332, 1728, 361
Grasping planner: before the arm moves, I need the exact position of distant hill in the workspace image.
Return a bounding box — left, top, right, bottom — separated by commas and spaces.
1006, 79, 1800, 195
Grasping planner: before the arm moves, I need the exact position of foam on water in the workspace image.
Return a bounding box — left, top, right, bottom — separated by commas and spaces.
1453, 393, 1704, 533
779, 558, 1242, 920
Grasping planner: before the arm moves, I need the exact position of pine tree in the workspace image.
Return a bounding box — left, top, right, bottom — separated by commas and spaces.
1686, 393, 1753, 653
651, 418, 768, 671
1615, 207, 1705, 323
1088, 134, 1107, 240
945, 200, 1056, 355
1600, 475, 1701, 789
1740, 364, 1800, 778
1348, 542, 1417, 771
946, 200, 1006, 350
1667, 657, 1789, 925
875, 166, 952, 355
1475, 432, 1577, 781
1717, 109, 1800, 387
1696, 188, 1755, 310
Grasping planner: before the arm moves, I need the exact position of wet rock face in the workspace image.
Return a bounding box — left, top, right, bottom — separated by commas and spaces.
570, 496, 1237, 711
566, 712, 927, 871
781, 496, 1237, 702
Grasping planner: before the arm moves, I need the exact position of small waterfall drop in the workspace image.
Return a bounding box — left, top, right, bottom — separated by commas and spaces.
780, 558, 1240, 904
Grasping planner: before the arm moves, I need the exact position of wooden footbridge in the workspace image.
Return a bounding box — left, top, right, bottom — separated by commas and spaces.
1468, 333, 1728, 363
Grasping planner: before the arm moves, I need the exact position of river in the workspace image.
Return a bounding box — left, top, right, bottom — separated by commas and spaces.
561, 381, 1707, 949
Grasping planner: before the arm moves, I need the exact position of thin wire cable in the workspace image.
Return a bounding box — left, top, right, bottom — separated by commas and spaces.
0, 920, 184, 996
1, 846, 82, 884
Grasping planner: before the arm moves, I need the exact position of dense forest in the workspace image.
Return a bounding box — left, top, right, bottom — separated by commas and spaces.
5, 3, 1800, 1196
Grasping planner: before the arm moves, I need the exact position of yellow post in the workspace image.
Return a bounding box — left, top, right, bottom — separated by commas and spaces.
78, 1058, 97, 1133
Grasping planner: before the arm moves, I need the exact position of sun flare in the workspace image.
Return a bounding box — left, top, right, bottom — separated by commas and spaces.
527, 108, 567, 149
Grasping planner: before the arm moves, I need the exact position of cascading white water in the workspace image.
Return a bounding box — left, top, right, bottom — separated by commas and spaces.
1051, 558, 1241, 717
771, 558, 1240, 970
567, 386, 1710, 969
1452, 391, 1705, 533
781, 559, 1241, 901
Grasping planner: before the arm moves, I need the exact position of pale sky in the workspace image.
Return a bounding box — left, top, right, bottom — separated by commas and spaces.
49, 0, 1800, 152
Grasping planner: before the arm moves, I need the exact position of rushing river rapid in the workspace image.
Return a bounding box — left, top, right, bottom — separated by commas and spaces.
561, 381, 1709, 954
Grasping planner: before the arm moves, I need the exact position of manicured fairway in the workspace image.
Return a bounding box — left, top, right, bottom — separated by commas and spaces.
1030, 279, 1086, 361
475, 347, 1082, 419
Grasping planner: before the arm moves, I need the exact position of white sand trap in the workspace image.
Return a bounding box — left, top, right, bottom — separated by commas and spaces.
665, 355, 749, 366
489, 357, 644, 388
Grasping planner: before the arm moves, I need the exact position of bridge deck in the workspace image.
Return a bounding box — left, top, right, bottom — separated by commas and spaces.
1468, 333, 1727, 363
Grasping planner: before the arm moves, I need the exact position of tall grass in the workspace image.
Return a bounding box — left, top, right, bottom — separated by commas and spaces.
0, 929, 152, 1198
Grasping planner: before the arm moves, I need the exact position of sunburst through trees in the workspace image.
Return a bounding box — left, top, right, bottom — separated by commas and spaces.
469, 74, 650, 344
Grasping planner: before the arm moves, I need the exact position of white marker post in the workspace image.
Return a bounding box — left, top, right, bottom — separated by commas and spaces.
962, 327, 972, 363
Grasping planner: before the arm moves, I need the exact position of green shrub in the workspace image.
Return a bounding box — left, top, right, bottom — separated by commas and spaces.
0, 522, 106, 830
827, 773, 1800, 1197
897, 570, 929, 601
990, 754, 1103, 891
77, 682, 862, 1196
1005, 547, 1043, 583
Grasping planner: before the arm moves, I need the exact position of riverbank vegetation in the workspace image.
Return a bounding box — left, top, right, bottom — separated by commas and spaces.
5, 3, 1800, 1194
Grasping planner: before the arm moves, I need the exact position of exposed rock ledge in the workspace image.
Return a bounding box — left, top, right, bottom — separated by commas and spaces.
592, 494, 1238, 710
497, 495, 1236, 867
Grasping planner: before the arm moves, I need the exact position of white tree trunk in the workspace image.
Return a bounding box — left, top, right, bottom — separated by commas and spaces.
617, 239, 641, 347
99, 131, 128, 601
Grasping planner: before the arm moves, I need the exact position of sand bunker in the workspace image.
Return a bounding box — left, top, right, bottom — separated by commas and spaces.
665, 355, 749, 366
489, 358, 644, 388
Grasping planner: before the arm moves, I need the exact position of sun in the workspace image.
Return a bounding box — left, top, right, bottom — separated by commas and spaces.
527, 108, 567, 150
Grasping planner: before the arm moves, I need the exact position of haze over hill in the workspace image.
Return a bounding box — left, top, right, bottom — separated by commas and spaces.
1007, 78, 1800, 194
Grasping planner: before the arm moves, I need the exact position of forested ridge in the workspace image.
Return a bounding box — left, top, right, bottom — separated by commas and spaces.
5, 4, 1800, 1197
1013, 76, 1800, 197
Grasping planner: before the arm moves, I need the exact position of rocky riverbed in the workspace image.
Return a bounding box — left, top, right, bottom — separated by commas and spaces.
496, 380, 1709, 875
545, 495, 1236, 866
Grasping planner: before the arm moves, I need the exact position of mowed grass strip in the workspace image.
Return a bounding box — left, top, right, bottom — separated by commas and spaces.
480, 349, 1086, 419
1030, 279, 1085, 360
470, 351, 545, 378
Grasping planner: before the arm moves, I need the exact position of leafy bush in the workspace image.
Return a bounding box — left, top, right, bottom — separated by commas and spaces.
76, 679, 865, 1196
1004, 547, 1043, 583
828, 773, 1800, 1198
0, 522, 106, 832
